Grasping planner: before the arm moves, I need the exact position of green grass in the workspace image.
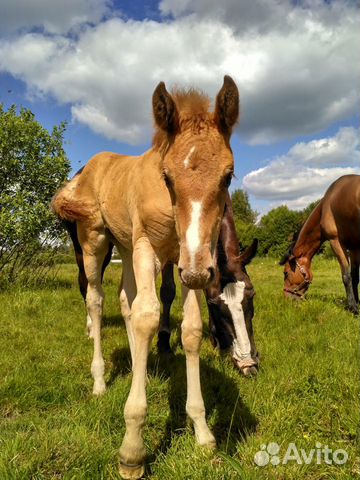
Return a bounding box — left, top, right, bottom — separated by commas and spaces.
0, 258, 359, 479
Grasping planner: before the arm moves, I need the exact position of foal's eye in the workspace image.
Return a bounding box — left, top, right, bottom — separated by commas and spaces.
163, 171, 173, 188
223, 172, 233, 188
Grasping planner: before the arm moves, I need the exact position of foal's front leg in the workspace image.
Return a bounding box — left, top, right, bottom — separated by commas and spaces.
119, 238, 160, 479
182, 286, 216, 448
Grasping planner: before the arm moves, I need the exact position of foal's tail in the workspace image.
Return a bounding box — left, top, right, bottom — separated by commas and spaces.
52, 180, 94, 222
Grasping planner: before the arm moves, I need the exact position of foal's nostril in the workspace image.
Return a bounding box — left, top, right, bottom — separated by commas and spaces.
207, 267, 215, 282
178, 268, 184, 282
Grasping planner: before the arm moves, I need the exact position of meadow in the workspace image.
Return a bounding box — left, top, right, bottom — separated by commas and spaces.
0, 257, 358, 479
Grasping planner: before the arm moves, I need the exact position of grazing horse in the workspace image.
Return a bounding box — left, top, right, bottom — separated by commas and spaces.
280, 174, 360, 314
52, 76, 239, 479
158, 193, 259, 376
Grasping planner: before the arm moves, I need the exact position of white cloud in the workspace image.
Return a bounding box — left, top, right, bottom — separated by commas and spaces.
243, 127, 360, 209
0, 1, 358, 145
0, 0, 111, 35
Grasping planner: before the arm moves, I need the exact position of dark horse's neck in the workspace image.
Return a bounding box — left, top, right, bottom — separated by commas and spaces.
216, 192, 242, 284
294, 201, 324, 262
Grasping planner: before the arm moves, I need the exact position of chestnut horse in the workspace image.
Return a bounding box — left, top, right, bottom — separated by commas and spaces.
52, 76, 239, 479
280, 174, 360, 314
159, 193, 259, 376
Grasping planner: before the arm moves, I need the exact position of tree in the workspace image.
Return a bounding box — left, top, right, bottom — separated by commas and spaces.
0, 104, 70, 284
257, 205, 303, 257
231, 189, 258, 224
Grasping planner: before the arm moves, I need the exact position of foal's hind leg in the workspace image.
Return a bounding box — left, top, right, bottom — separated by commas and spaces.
119, 238, 160, 479
118, 247, 137, 367
330, 239, 358, 313
181, 286, 216, 448
78, 225, 110, 395
158, 263, 176, 353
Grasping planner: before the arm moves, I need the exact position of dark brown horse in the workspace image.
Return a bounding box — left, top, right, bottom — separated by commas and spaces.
65, 191, 259, 376
280, 174, 360, 314
158, 193, 259, 376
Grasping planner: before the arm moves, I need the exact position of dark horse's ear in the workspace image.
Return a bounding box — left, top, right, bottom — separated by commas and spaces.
214, 75, 239, 135
239, 238, 258, 266
152, 81, 178, 134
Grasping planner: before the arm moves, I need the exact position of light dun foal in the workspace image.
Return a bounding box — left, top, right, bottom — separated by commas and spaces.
52, 76, 239, 479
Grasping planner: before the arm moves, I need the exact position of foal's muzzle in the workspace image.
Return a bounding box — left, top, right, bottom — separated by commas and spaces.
178, 266, 215, 289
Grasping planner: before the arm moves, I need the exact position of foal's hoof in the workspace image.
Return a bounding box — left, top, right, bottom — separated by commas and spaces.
119, 462, 144, 480
157, 331, 172, 354
92, 381, 106, 396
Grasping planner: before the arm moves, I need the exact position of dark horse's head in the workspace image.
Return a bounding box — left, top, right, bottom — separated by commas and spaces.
207, 238, 259, 376
279, 233, 313, 300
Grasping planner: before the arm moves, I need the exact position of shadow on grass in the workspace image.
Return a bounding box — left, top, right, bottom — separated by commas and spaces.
153, 350, 257, 459
102, 314, 124, 328
308, 291, 357, 313
108, 327, 258, 469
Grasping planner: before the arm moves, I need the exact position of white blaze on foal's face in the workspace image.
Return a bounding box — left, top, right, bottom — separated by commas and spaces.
184, 146, 196, 168
186, 200, 202, 269
219, 281, 252, 362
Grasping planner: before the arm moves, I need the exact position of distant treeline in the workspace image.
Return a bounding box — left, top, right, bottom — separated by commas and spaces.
231, 190, 332, 258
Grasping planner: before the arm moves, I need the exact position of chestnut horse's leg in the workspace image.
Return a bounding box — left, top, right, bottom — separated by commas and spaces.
350, 250, 360, 309
330, 238, 358, 313
118, 247, 137, 367
158, 263, 176, 353
181, 286, 216, 448
119, 238, 160, 479
78, 225, 111, 396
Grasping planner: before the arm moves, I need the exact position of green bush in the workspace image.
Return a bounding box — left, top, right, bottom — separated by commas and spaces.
0, 104, 70, 287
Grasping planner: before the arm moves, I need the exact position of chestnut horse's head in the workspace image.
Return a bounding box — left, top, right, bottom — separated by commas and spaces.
152, 76, 239, 289
280, 250, 313, 299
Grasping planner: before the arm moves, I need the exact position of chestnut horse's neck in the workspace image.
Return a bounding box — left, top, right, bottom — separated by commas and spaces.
293, 201, 324, 263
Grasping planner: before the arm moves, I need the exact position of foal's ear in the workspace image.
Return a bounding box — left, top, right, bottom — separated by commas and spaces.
214, 75, 239, 135
152, 81, 178, 133
239, 238, 258, 266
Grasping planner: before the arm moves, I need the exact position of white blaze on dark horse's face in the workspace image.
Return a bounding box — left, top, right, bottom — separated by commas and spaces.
152, 76, 239, 289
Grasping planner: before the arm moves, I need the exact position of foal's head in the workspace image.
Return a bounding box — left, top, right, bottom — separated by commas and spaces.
152, 76, 239, 289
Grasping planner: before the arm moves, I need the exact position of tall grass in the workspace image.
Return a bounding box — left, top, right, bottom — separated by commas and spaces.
0, 258, 358, 479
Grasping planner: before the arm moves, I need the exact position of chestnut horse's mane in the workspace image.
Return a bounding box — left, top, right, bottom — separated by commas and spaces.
279, 227, 302, 265
152, 88, 214, 152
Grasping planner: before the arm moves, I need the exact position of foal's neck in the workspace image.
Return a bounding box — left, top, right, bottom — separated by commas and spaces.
294, 201, 324, 263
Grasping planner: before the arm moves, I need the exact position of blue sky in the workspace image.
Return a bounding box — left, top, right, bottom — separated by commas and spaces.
0, 0, 359, 214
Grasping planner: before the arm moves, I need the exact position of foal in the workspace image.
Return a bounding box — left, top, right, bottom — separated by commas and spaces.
158, 193, 259, 376
65, 194, 259, 378
53, 76, 239, 478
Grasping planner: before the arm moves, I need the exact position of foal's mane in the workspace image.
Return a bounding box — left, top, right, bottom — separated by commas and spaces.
152, 88, 214, 152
